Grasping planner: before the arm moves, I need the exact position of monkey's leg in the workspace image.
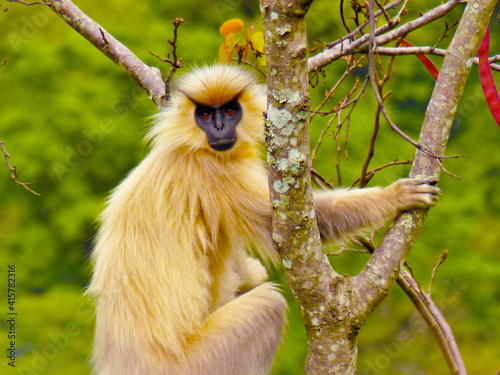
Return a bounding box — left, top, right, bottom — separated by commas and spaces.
170, 282, 286, 375
314, 178, 440, 242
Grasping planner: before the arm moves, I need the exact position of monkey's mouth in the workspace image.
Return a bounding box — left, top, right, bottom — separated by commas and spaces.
209, 138, 237, 152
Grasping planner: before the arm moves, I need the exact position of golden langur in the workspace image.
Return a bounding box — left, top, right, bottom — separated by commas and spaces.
88, 65, 439, 375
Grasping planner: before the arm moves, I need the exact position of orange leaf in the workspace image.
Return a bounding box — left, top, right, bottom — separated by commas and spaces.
220, 19, 244, 36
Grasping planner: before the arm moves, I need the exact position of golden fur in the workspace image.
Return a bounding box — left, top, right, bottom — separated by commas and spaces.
88, 65, 439, 375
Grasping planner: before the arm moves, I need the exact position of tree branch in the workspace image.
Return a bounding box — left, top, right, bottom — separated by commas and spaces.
360, 239, 466, 374
149, 17, 185, 98
308, 0, 461, 72
0, 139, 40, 196
7, 0, 169, 109
397, 267, 466, 375
375, 46, 500, 72
356, 0, 498, 362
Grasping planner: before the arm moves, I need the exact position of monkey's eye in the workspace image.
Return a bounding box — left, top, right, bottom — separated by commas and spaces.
202, 113, 211, 120
226, 109, 235, 116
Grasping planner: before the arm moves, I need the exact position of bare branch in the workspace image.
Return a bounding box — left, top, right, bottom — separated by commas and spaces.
368, 13, 429, 154
339, 0, 351, 34
357, 0, 496, 336
310, 168, 335, 190
328, 0, 405, 50
397, 268, 466, 374
9, 0, 168, 109
374, 46, 500, 72
366, 4, 461, 179
310, 72, 368, 168
6, 0, 47, 5
428, 249, 448, 295
309, 0, 461, 72
351, 159, 413, 187
432, 20, 460, 50
309, 57, 363, 123
0, 139, 40, 196
359, 239, 466, 374
359, 46, 398, 187
327, 247, 370, 256
150, 18, 185, 98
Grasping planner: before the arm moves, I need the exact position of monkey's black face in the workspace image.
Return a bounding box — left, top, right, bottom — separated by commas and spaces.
194, 99, 243, 151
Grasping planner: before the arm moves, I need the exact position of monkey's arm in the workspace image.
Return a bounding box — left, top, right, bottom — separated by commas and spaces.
314, 178, 440, 243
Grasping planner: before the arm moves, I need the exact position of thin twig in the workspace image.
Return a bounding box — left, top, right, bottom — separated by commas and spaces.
0, 139, 40, 196
359, 238, 466, 374
428, 250, 448, 295
374, 46, 500, 72
328, 0, 405, 49
374, 0, 392, 24
367, 1, 461, 178
398, 267, 467, 374
6, 0, 47, 5
309, 56, 363, 123
340, 0, 351, 34
98, 28, 109, 46
331, 79, 367, 180
329, 77, 369, 185
359, 103, 381, 187
432, 20, 460, 50
327, 247, 370, 256
310, 0, 461, 72
239, 59, 267, 77
150, 18, 185, 98
310, 168, 335, 189
351, 159, 413, 187
310, 70, 367, 167
359, 48, 397, 187
311, 117, 336, 165
335, 116, 343, 186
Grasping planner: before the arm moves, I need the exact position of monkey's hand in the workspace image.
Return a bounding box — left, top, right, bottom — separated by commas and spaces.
385, 178, 441, 211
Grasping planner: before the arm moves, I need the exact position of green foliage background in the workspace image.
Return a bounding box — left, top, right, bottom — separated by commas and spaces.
0, 1, 499, 374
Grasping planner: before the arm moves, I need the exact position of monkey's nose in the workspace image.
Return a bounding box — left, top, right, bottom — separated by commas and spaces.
214, 112, 225, 131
